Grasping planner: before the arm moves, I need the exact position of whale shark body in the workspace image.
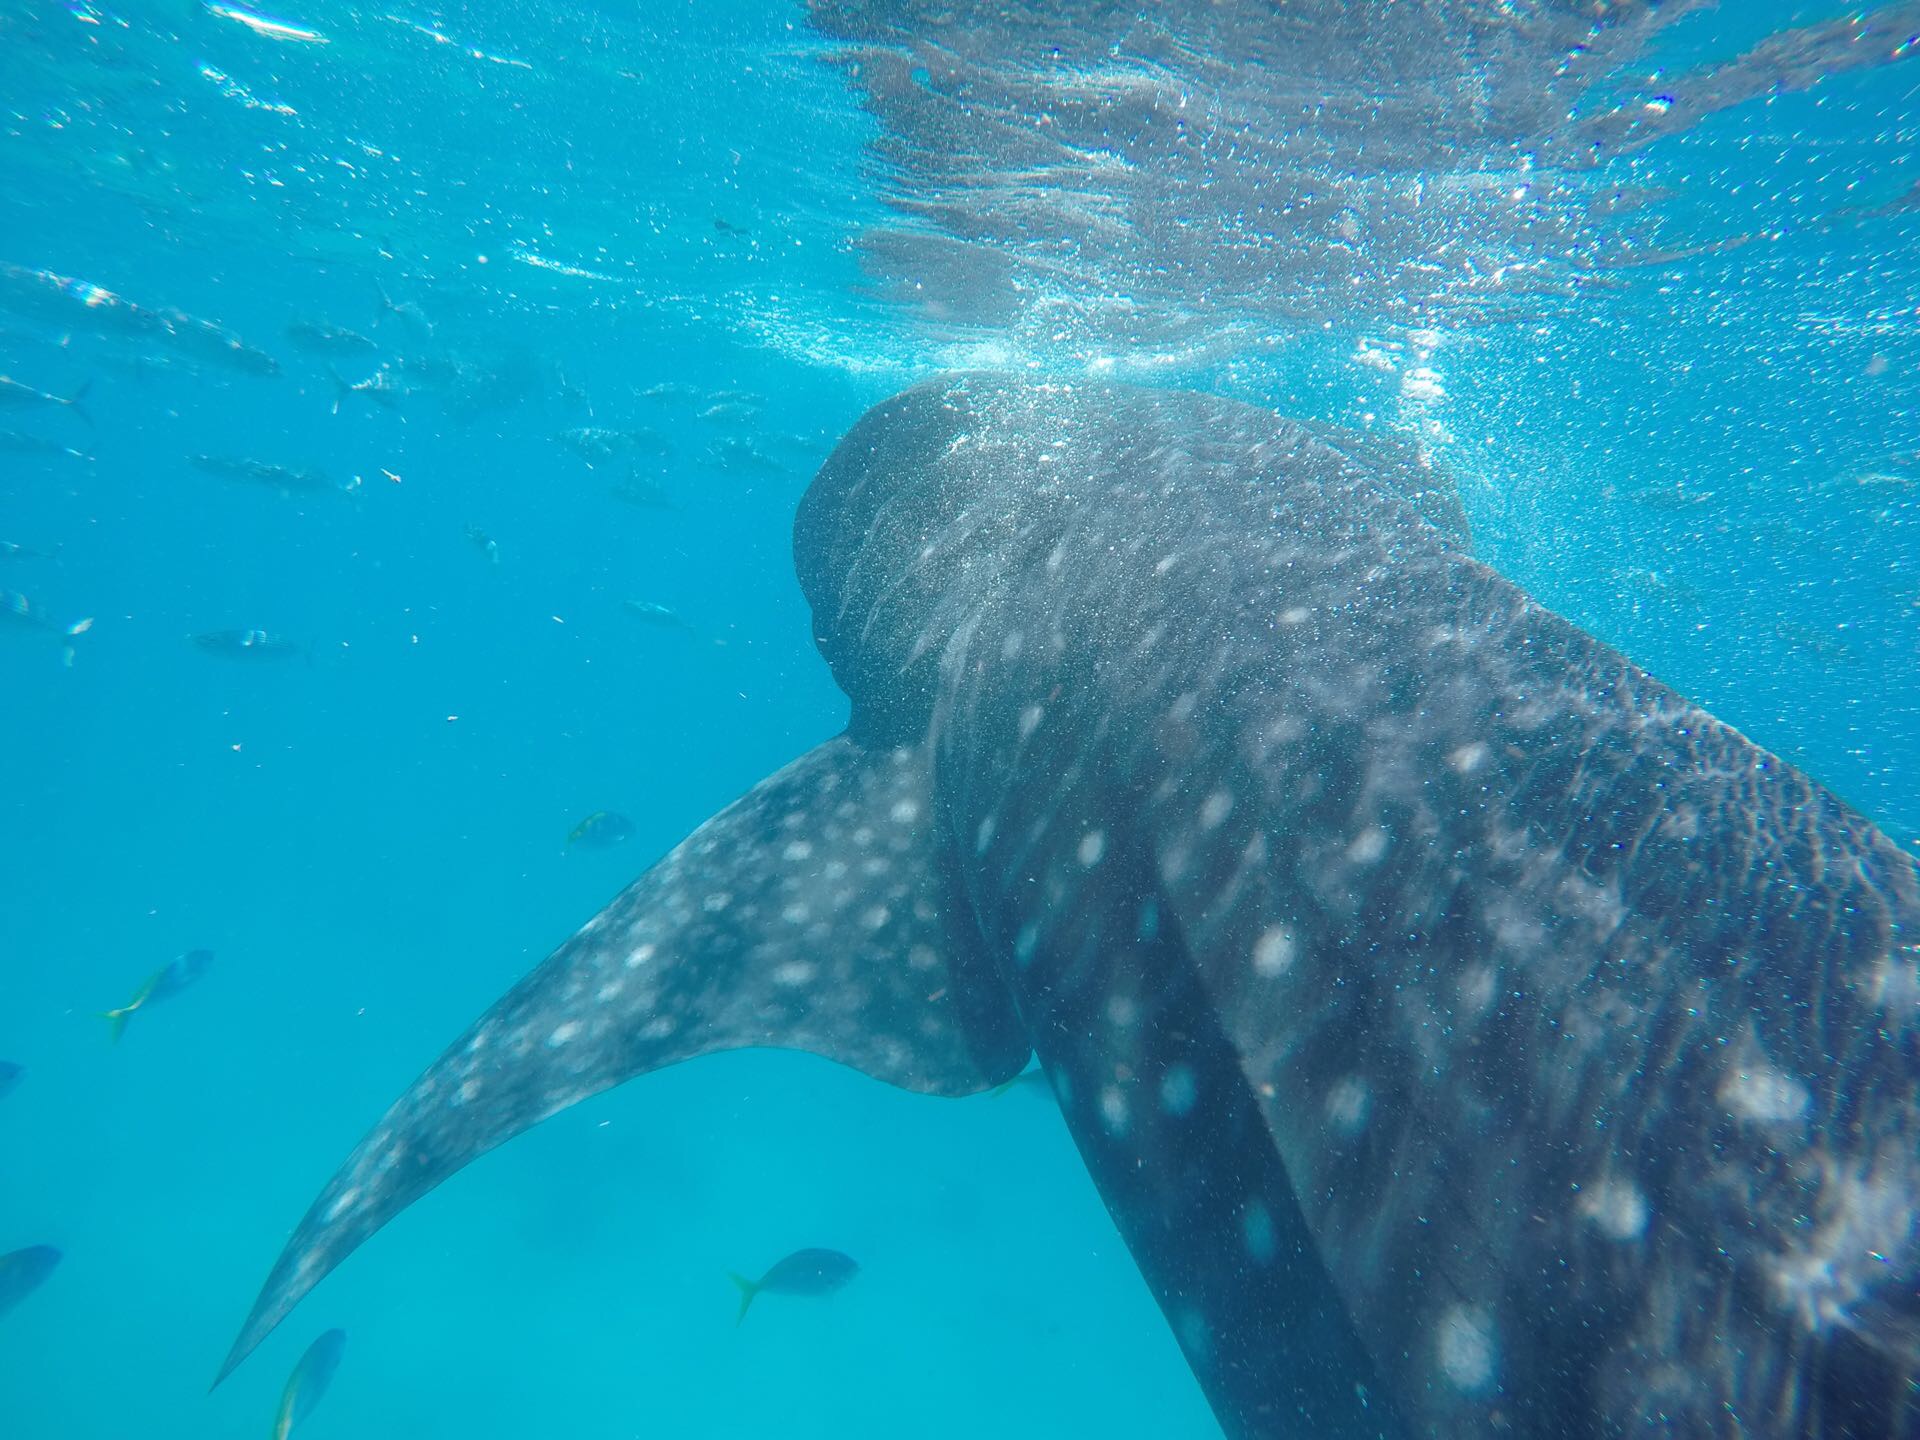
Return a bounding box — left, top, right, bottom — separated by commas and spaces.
221, 376, 1919, 1439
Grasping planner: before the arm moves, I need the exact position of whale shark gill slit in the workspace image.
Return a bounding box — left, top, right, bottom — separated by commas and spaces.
215, 735, 1029, 1384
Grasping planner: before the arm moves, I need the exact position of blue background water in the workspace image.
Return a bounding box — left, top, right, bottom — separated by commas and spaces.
1, 1, 1914, 1436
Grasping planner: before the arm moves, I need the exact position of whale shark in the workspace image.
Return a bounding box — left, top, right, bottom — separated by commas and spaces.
219, 375, 1918, 1439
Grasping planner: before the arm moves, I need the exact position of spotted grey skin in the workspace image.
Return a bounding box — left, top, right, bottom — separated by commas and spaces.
216, 735, 1028, 1382
223, 375, 1917, 1440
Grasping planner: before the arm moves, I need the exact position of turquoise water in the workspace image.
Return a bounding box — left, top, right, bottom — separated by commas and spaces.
2, 2, 1915, 1437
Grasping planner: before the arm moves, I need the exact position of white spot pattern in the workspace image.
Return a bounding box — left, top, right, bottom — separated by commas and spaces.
1160, 1064, 1197, 1116
1252, 924, 1297, 977
1437, 1304, 1496, 1392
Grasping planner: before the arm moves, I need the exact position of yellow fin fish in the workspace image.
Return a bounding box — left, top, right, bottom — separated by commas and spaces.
272, 1328, 346, 1440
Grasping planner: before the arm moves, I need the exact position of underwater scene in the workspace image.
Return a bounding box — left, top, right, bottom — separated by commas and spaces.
2, 2, 1917, 1437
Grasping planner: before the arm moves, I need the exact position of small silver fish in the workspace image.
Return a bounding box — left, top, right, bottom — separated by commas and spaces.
190, 629, 306, 661
329, 365, 410, 413
1619, 566, 1703, 607
155, 308, 279, 376
0, 375, 90, 421
286, 321, 378, 356
0, 266, 271, 373
96, 350, 182, 382
190, 455, 359, 496
374, 282, 433, 336
610, 471, 674, 510
0, 262, 161, 342
558, 426, 669, 464
636, 381, 698, 402
1773, 620, 1857, 667
1846, 469, 1916, 490
702, 438, 782, 474
1, 587, 92, 639
1626, 482, 1716, 512
465, 525, 501, 564
622, 599, 698, 635
0, 429, 91, 463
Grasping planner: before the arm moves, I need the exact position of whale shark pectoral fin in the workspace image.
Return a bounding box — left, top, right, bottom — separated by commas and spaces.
216, 735, 1027, 1385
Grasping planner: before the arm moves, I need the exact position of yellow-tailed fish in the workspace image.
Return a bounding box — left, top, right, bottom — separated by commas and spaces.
99, 948, 213, 1042
272, 1328, 346, 1440
726, 1248, 859, 1323
565, 810, 636, 850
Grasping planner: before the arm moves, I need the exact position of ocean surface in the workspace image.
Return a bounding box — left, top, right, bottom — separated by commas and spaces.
1, 1, 1915, 1436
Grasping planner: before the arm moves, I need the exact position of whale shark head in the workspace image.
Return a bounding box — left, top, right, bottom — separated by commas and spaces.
221, 375, 1918, 1439
795, 376, 1469, 739
793, 376, 1084, 742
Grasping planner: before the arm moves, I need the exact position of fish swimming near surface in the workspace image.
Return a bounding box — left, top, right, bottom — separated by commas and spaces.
328, 365, 409, 414
217, 376, 1919, 1440
285, 321, 379, 357
610, 470, 675, 510
100, 948, 214, 1042
0, 1245, 60, 1320
700, 437, 782, 474
2, 588, 93, 649
0, 429, 91, 463
0, 375, 90, 422
1842, 468, 1917, 491
465, 524, 501, 565
620, 599, 698, 636
0, 1061, 21, 1100
152, 308, 280, 377
0, 541, 60, 561
565, 811, 636, 850
0, 263, 277, 376
271, 1328, 346, 1440
190, 629, 306, 661
190, 455, 360, 498
1626, 481, 1718, 512
727, 1248, 859, 1323
373, 281, 433, 337
1773, 619, 1859, 668
96, 350, 183, 383
558, 426, 670, 465
0, 261, 165, 341
767, 428, 833, 459
636, 381, 698, 403
1618, 566, 1704, 609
